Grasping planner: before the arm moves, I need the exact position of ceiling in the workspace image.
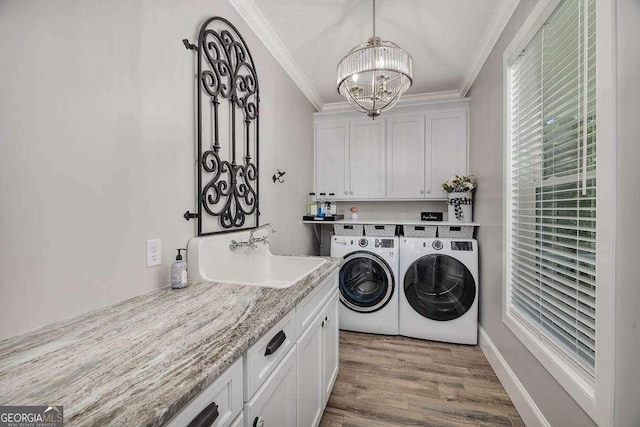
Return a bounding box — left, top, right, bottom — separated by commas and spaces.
230, 0, 519, 111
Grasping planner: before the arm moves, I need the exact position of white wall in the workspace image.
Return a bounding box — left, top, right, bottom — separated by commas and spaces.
468, 0, 596, 425
0, 0, 316, 339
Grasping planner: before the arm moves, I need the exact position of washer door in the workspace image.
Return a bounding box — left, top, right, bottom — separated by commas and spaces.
404, 254, 476, 321
339, 252, 394, 313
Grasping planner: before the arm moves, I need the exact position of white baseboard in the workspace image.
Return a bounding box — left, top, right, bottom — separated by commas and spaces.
478, 325, 550, 427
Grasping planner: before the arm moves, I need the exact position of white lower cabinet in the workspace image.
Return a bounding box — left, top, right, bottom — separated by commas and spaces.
296, 305, 325, 427
297, 291, 339, 427
169, 272, 338, 427
229, 414, 243, 427
244, 347, 297, 427
322, 293, 339, 405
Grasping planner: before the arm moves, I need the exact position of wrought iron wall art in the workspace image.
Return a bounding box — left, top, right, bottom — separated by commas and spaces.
183, 17, 260, 235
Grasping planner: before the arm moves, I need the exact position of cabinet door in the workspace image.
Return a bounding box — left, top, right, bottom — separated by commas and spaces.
167, 358, 243, 427
244, 347, 297, 427
315, 121, 349, 197
322, 293, 340, 405
296, 314, 324, 427
425, 110, 468, 199
229, 414, 243, 427
349, 119, 386, 199
386, 114, 426, 199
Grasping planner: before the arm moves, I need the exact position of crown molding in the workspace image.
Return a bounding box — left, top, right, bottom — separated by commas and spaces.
457, 0, 521, 97
321, 90, 463, 113
228, 0, 324, 111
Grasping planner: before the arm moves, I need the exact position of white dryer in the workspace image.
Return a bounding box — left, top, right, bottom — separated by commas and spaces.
331, 235, 399, 335
399, 238, 478, 344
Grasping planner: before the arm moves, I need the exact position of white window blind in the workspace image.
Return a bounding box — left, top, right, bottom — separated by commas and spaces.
508, 0, 596, 378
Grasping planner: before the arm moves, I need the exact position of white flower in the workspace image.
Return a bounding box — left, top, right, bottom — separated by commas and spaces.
442, 174, 477, 193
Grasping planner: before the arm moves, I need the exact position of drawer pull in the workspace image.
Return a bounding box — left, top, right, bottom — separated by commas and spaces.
187, 401, 219, 427
264, 330, 286, 356
374, 225, 384, 230
254, 416, 265, 427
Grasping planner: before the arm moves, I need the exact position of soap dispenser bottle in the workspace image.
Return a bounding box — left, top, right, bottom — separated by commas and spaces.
171, 249, 187, 289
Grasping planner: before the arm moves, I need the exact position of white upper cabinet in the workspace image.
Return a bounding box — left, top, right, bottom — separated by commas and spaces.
386, 114, 426, 199
425, 109, 468, 199
349, 119, 386, 199
315, 121, 349, 197
314, 101, 468, 200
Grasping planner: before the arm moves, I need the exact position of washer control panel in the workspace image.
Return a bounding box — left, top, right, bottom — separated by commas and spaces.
451, 241, 474, 251
374, 239, 395, 248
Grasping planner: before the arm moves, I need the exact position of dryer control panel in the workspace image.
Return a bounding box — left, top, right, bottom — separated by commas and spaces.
452, 241, 474, 251
374, 239, 395, 248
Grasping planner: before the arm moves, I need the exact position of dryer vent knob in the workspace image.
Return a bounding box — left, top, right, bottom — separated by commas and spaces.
432, 240, 444, 250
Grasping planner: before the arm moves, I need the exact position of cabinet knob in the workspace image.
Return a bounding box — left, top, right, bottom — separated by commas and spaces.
419, 190, 424, 194
344, 191, 348, 195
349, 191, 354, 195
321, 320, 326, 327
426, 189, 431, 194
254, 416, 265, 427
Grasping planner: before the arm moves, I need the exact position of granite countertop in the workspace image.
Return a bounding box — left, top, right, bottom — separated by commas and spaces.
0, 257, 341, 426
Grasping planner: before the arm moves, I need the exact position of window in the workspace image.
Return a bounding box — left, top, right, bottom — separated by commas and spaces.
507, 0, 600, 394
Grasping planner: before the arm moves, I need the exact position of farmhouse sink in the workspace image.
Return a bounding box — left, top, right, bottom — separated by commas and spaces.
187, 231, 326, 289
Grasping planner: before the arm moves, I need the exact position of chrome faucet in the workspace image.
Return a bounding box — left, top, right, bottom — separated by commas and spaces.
229, 223, 277, 251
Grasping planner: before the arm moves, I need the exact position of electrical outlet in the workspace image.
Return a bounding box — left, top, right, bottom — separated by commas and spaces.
146, 239, 161, 267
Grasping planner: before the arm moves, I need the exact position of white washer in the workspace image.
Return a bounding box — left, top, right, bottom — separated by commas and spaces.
399, 238, 478, 345
331, 235, 399, 335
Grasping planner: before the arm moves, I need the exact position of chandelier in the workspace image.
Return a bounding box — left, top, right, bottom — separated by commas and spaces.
337, 0, 413, 119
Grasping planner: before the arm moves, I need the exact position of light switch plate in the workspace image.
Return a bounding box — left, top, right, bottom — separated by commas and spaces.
146, 239, 161, 267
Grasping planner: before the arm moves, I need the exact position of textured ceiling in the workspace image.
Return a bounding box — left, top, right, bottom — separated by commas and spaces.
255, 0, 501, 104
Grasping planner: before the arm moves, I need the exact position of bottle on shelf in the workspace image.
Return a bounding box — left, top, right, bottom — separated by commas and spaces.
307, 192, 317, 216
317, 193, 326, 217
328, 193, 337, 216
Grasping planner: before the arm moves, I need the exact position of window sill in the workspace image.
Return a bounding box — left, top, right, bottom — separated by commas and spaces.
502, 312, 601, 423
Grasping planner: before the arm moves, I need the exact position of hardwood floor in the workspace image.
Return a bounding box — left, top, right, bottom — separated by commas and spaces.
320, 331, 524, 427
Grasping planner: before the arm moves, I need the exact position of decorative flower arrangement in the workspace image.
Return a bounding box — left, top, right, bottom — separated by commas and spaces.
441, 174, 478, 194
